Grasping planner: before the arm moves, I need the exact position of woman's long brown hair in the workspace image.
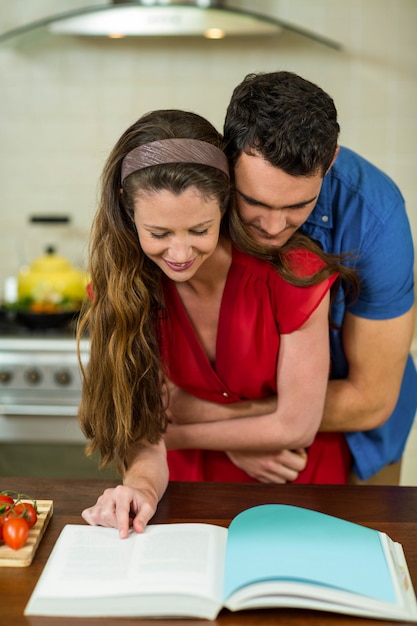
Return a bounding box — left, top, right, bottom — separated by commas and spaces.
77, 110, 231, 474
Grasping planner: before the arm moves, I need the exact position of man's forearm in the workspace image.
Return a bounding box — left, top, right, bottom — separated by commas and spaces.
320, 309, 414, 433
320, 377, 397, 432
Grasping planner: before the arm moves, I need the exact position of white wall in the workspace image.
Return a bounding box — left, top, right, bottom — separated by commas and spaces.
0, 0, 416, 329
400, 344, 417, 486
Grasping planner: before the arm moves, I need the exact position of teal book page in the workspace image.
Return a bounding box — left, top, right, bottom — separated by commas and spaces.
223, 504, 395, 603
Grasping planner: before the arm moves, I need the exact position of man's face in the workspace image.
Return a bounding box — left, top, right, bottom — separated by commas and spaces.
234, 152, 324, 247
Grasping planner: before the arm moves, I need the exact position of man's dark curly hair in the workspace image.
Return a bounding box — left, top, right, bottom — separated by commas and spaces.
224, 71, 340, 176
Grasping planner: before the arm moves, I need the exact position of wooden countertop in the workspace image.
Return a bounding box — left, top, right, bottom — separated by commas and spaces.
1, 477, 417, 625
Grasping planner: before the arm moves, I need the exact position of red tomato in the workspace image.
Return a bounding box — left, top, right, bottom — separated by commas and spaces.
2, 517, 29, 550
13, 502, 38, 528
0, 498, 13, 541
0, 494, 14, 506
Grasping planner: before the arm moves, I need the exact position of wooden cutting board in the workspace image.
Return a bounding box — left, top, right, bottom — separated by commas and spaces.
0, 500, 53, 567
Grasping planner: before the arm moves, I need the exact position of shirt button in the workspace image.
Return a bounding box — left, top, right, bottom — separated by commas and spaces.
223, 392, 229, 398
322, 215, 329, 223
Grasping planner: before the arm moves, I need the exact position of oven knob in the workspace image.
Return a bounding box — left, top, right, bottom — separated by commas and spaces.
54, 369, 72, 386
0, 370, 12, 383
25, 368, 42, 384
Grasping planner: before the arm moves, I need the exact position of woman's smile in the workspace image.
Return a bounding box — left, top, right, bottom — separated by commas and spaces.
134, 186, 223, 282
163, 258, 196, 272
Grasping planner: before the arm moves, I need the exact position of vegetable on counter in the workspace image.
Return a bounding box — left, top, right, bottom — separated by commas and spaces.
0, 491, 38, 550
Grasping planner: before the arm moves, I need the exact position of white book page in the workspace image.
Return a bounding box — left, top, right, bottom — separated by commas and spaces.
33, 523, 227, 603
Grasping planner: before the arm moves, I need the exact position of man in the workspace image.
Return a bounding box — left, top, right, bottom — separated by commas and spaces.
223, 70, 417, 483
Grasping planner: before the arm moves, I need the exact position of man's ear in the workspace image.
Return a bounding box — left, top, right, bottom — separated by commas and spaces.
326, 146, 340, 174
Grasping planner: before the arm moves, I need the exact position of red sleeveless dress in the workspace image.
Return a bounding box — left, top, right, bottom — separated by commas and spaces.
158, 246, 350, 484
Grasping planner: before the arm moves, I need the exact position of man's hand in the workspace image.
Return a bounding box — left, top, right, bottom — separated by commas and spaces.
226, 448, 308, 483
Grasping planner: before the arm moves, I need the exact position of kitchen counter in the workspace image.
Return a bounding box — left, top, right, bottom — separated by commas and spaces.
1, 478, 417, 625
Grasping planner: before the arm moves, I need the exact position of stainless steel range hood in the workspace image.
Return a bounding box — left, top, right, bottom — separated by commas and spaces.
0, 1, 341, 48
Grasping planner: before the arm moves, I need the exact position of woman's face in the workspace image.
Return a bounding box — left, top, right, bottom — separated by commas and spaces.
133, 186, 222, 282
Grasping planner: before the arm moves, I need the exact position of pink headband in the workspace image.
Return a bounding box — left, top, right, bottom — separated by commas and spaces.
121, 138, 229, 183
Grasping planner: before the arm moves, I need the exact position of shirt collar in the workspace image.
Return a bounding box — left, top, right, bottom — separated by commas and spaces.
305, 174, 333, 229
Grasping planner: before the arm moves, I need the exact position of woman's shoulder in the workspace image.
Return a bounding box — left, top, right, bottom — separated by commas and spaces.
284, 247, 327, 277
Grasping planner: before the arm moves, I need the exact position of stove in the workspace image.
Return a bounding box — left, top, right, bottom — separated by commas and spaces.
0, 313, 89, 443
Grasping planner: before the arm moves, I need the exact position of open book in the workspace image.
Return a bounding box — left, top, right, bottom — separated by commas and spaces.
25, 503, 417, 621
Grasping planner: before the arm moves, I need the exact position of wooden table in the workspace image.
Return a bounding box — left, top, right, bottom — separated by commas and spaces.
1, 478, 417, 625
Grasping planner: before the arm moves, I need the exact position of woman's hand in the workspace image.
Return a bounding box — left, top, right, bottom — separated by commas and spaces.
81, 484, 158, 538
82, 441, 169, 538
226, 448, 308, 483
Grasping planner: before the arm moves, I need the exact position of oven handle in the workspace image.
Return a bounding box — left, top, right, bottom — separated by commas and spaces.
0, 404, 79, 417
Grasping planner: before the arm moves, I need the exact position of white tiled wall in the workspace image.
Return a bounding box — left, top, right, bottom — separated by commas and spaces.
0, 0, 416, 284
401, 422, 417, 485
400, 342, 417, 486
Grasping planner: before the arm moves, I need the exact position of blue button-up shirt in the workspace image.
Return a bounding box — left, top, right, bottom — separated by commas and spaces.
301, 146, 417, 479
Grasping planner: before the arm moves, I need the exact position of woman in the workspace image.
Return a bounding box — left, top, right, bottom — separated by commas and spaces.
78, 109, 357, 537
